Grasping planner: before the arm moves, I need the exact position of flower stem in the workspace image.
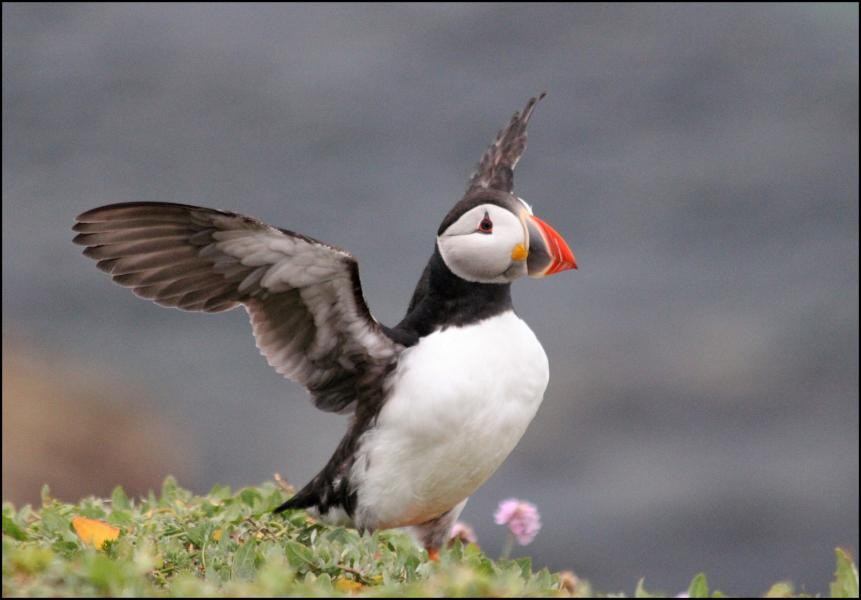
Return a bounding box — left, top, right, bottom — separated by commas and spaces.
500, 532, 515, 560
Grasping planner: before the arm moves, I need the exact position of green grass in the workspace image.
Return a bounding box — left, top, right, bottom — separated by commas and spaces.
2, 477, 857, 597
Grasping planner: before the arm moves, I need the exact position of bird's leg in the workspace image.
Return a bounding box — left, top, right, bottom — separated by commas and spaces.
411, 498, 469, 563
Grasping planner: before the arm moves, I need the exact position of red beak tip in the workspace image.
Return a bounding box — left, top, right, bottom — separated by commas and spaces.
529, 214, 577, 276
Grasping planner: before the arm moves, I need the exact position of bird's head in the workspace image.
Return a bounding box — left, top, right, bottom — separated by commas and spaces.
436, 93, 577, 284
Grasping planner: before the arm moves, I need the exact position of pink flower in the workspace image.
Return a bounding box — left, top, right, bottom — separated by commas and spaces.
494, 498, 541, 545
449, 521, 478, 545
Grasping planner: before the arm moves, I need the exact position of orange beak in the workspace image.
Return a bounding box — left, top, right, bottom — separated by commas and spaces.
525, 214, 577, 277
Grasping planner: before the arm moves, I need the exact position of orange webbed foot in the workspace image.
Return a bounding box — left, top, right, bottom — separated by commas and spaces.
426, 547, 440, 562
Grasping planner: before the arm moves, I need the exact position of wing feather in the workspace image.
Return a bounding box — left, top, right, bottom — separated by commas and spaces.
74, 201, 400, 413
467, 92, 546, 194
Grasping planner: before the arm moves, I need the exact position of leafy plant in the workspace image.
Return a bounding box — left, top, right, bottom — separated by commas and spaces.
2, 478, 857, 597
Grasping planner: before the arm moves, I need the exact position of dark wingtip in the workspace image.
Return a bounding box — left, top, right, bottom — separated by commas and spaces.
74, 205, 110, 221
96, 258, 120, 273
82, 245, 102, 259
273, 497, 305, 514
527, 91, 547, 110
466, 92, 549, 193
520, 92, 547, 124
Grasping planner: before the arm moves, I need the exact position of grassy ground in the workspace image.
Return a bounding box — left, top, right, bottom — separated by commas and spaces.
2, 477, 857, 597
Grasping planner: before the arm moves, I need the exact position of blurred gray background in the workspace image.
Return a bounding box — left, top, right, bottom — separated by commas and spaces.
3, 3, 858, 595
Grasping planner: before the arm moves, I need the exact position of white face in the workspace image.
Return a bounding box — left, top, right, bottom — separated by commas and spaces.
437, 203, 529, 284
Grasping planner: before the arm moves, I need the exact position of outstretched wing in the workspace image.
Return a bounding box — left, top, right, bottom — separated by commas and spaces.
73, 202, 400, 414
467, 92, 546, 194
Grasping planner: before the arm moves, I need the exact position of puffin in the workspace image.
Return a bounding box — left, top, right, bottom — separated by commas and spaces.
72, 93, 577, 559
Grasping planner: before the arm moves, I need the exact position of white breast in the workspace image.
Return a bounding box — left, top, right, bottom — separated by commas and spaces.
351, 310, 549, 530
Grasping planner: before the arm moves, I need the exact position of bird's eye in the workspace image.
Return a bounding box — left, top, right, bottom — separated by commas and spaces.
478, 214, 493, 234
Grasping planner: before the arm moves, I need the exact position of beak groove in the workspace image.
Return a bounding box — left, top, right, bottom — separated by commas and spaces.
526, 215, 577, 277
